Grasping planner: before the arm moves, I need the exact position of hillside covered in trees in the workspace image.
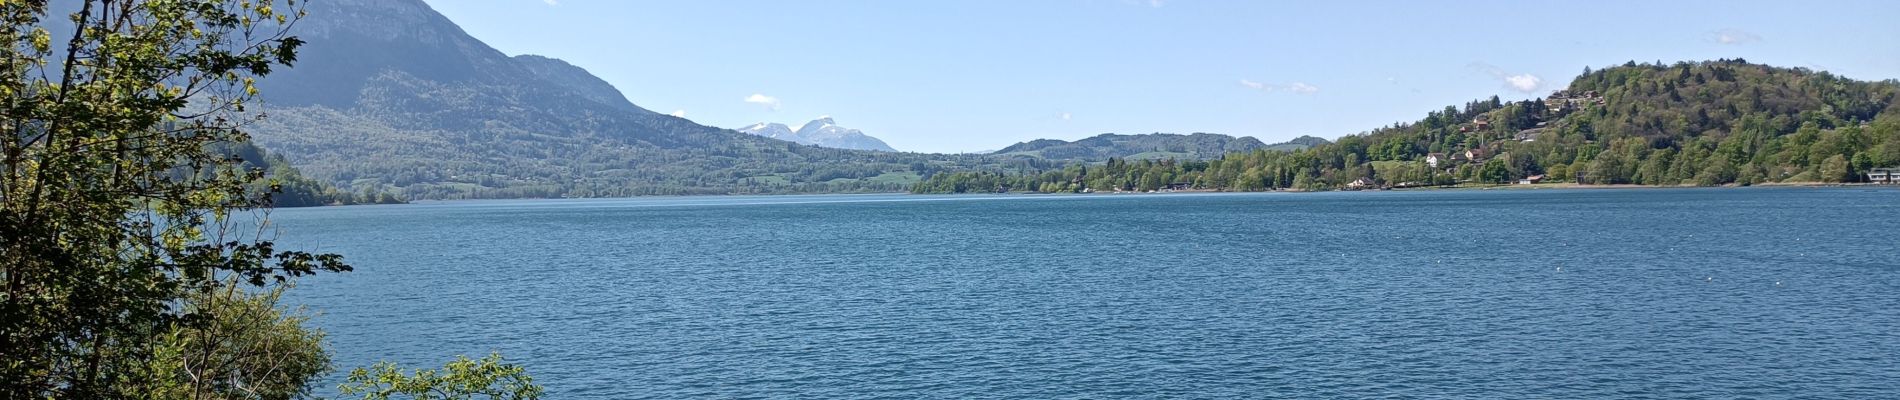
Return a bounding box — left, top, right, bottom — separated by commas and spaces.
213, 142, 405, 207
250, 0, 1028, 200
991, 133, 1275, 161
915, 60, 1900, 193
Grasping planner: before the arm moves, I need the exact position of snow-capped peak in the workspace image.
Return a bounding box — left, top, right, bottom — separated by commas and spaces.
739, 117, 896, 152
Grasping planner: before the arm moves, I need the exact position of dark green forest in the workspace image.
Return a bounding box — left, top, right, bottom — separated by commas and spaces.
211, 142, 403, 207
914, 60, 1900, 193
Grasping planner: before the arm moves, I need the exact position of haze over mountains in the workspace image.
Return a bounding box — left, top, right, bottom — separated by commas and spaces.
249, 0, 964, 198
239, 0, 1898, 200
243, 0, 1310, 199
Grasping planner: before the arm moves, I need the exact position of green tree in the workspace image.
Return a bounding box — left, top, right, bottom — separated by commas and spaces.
0, 1, 352, 397
339, 354, 544, 400
1819, 154, 1851, 182
1547, 164, 1571, 182
1479, 159, 1512, 184
0, 3, 528, 399
144, 286, 331, 400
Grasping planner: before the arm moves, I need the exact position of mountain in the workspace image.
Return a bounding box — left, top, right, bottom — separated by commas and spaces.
247, 0, 1001, 199
992, 133, 1267, 161
738, 123, 798, 141
793, 117, 899, 152
737, 118, 898, 152
1264, 135, 1331, 151
917, 60, 1900, 193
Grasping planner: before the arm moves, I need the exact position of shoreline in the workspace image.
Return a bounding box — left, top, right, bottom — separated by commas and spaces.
307, 182, 1897, 207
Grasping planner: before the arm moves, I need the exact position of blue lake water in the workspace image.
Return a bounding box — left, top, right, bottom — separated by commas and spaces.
272, 188, 1900, 398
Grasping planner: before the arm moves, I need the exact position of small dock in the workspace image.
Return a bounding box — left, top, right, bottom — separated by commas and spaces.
1870, 168, 1898, 185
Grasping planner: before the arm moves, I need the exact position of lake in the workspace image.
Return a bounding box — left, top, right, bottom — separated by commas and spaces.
272, 188, 1900, 398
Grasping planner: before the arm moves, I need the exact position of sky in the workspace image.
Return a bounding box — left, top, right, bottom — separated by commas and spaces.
421, 0, 1900, 153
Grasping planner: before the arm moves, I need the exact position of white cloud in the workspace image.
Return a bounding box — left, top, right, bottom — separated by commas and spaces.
1060, 112, 1072, 121
1121, 0, 1164, 8
1287, 82, 1319, 94
1503, 74, 1541, 92
669, 109, 687, 118
1710, 28, 1761, 45
743, 93, 781, 110
1468, 62, 1542, 93
542, 0, 558, 5
1148, 0, 1165, 7
1239, 79, 1317, 95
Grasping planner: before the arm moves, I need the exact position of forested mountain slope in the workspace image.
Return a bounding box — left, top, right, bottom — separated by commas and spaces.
916, 60, 1900, 193
991, 133, 1270, 161
249, 0, 997, 199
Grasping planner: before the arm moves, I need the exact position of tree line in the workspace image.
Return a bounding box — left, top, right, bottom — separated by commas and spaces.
916, 59, 1900, 193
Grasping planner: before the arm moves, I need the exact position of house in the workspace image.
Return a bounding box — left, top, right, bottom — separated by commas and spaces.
1514, 127, 1548, 142
1463, 148, 1488, 162
1545, 89, 1605, 113
1347, 177, 1378, 190
1517, 174, 1546, 185
1472, 115, 1491, 130
1871, 168, 1900, 184
1425, 153, 1446, 168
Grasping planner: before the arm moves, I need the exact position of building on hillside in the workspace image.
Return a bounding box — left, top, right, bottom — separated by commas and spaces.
1425, 153, 1446, 169
1518, 174, 1546, 185
1463, 148, 1488, 162
1347, 177, 1378, 190
1472, 115, 1491, 131
1514, 128, 1548, 142
1546, 89, 1605, 113
1870, 168, 1899, 184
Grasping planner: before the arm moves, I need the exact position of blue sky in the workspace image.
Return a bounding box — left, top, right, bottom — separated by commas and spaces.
422, 0, 1900, 153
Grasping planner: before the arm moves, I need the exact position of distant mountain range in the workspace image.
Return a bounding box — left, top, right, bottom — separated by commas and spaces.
245, 0, 997, 198
992, 133, 1326, 161
241, 0, 1328, 199
738, 118, 897, 152
1263, 135, 1332, 152
237, 0, 1886, 200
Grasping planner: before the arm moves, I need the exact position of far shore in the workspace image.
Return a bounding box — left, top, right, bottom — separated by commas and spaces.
995, 181, 1895, 196
333, 181, 1895, 207
1389, 181, 1892, 191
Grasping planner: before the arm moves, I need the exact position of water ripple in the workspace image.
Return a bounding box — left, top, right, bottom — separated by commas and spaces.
272, 188, 1900, 398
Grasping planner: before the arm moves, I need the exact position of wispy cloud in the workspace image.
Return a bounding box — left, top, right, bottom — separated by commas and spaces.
744, 93, 781, 111
669, 109, 687, 118
1708, 28, 1761, 45
1287, 82, 1319, 94
1121, 0, 1165, 8
1468, 62, 1542, 93
1239, 79, 1319, 95
541, 0, 558, 5
1060, 112, 1073, 121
